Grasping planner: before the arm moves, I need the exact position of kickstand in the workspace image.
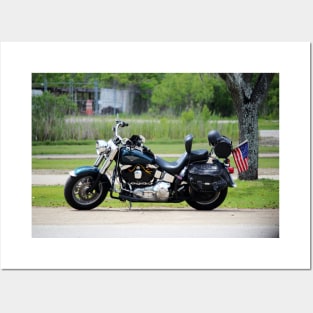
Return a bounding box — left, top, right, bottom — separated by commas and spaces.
128, 201, 132, 211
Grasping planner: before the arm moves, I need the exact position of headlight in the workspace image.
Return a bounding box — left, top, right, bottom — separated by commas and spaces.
96, 140, 110, 155
139, 135, 145, 144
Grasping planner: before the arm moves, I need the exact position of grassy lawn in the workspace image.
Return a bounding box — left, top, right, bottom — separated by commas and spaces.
32, 141, 279, 155
32, 117, 279, 154
32, 156, 279, 170
32, 179, 279, 209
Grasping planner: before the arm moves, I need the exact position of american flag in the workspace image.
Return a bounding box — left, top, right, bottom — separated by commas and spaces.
232, 140, 249, 173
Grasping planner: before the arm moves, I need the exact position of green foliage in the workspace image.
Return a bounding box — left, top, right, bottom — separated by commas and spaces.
151, 74, 214, 114
181, 109, 195, 123
200, 105, 211, 121
32, 73, 279, 118
265, 74, 279, 118
32, 92, 77, 141
210, 76, 234, 116
31, 114, 279, 145
35, 115, 238, 142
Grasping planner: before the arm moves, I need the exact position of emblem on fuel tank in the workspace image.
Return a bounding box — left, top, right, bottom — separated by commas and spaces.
125, 155, 139, 162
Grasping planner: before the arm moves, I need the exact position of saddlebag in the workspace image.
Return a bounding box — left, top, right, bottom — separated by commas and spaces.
188, 162, 228, 192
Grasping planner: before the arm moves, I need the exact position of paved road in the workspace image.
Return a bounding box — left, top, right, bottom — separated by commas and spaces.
259, 130, 279, 138
32, 207, 279, 238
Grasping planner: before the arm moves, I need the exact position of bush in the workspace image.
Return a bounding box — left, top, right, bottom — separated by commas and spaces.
32, 92, 77, 141
181, 109, 195, 123
201, 105, 211, 121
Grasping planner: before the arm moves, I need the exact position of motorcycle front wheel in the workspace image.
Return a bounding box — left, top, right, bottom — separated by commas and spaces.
186, 188, 228, 210
64, 174, 109, 210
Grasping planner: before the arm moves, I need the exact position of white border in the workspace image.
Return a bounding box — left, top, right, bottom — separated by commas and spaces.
0, 42, 310, 269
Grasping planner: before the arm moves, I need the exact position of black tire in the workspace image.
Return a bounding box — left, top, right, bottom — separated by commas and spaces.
186, 188, 228, 210
64, 173, 109, 210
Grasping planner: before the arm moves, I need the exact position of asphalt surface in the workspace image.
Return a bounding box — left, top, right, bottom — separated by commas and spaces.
32, 224, 279, 238
32, 207, 279, 238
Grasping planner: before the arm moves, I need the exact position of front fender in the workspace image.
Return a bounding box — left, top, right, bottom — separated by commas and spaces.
70, 166, 100, 177
69, 166, 112, 187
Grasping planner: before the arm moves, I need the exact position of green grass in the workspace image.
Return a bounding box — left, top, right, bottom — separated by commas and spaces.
32, 116, 279, 155
32, 158, 97, 170
258, 157, 279, 168
32, 157, 279, 170
224, 179, 279, 208
32, 142, 95, 155
258, 119, 279, 130
32, 115, 279, 143
32, 179, 279, 208
32, 141, 279, 155
259, 146, 279, 153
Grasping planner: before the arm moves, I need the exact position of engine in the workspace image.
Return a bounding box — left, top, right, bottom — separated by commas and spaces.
120, 164, 156, 185
133, 182, 171, 201
120, 164, 174, 201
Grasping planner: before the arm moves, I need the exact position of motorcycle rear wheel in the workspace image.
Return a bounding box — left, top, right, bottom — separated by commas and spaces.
187, 188, 228, 210
64, 174, 109, 210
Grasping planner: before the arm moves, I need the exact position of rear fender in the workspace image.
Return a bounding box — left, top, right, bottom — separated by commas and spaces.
221, 167, 236, 188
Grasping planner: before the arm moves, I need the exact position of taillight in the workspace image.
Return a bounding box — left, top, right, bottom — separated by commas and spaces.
228, 166, 234, 174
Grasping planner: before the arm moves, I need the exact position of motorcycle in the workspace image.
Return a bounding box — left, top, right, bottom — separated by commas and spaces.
64, 120, 236, 210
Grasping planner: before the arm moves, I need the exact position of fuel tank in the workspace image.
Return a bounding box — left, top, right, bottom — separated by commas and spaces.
119, 147, 155, 165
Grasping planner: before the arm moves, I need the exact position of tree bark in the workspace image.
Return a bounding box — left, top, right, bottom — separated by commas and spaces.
219, 73, 274, 180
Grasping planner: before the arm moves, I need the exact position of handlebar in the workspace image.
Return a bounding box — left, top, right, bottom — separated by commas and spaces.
116, 120, 128, 127
113, 120, 129, 140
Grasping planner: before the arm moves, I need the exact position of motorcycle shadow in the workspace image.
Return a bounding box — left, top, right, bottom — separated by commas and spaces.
73, 207, 227, 212
70, 207, 261, 213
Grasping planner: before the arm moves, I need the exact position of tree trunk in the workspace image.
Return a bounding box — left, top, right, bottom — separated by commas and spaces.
219, 73, 274, 180
237, 99, 259, 180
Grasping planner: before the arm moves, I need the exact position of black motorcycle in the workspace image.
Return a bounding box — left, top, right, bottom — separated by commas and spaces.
64, 120, 236, 210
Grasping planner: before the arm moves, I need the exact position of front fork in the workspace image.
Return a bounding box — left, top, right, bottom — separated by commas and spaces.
89, 146, 119, 192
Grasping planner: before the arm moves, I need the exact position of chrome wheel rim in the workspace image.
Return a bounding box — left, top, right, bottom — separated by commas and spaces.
72, 176, 103, 205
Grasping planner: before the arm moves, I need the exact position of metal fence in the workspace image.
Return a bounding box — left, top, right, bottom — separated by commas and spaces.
32, 80, 139, 115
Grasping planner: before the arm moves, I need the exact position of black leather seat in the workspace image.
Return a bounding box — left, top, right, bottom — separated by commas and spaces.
190, 149, 209, 162
155, 149, 208, 175
155, 152, 189, 175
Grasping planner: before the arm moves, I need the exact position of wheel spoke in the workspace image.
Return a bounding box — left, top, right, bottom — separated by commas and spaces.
72, 176, 102, 205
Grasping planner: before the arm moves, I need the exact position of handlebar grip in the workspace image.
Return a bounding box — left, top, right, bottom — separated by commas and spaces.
116, 120, 129, 127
